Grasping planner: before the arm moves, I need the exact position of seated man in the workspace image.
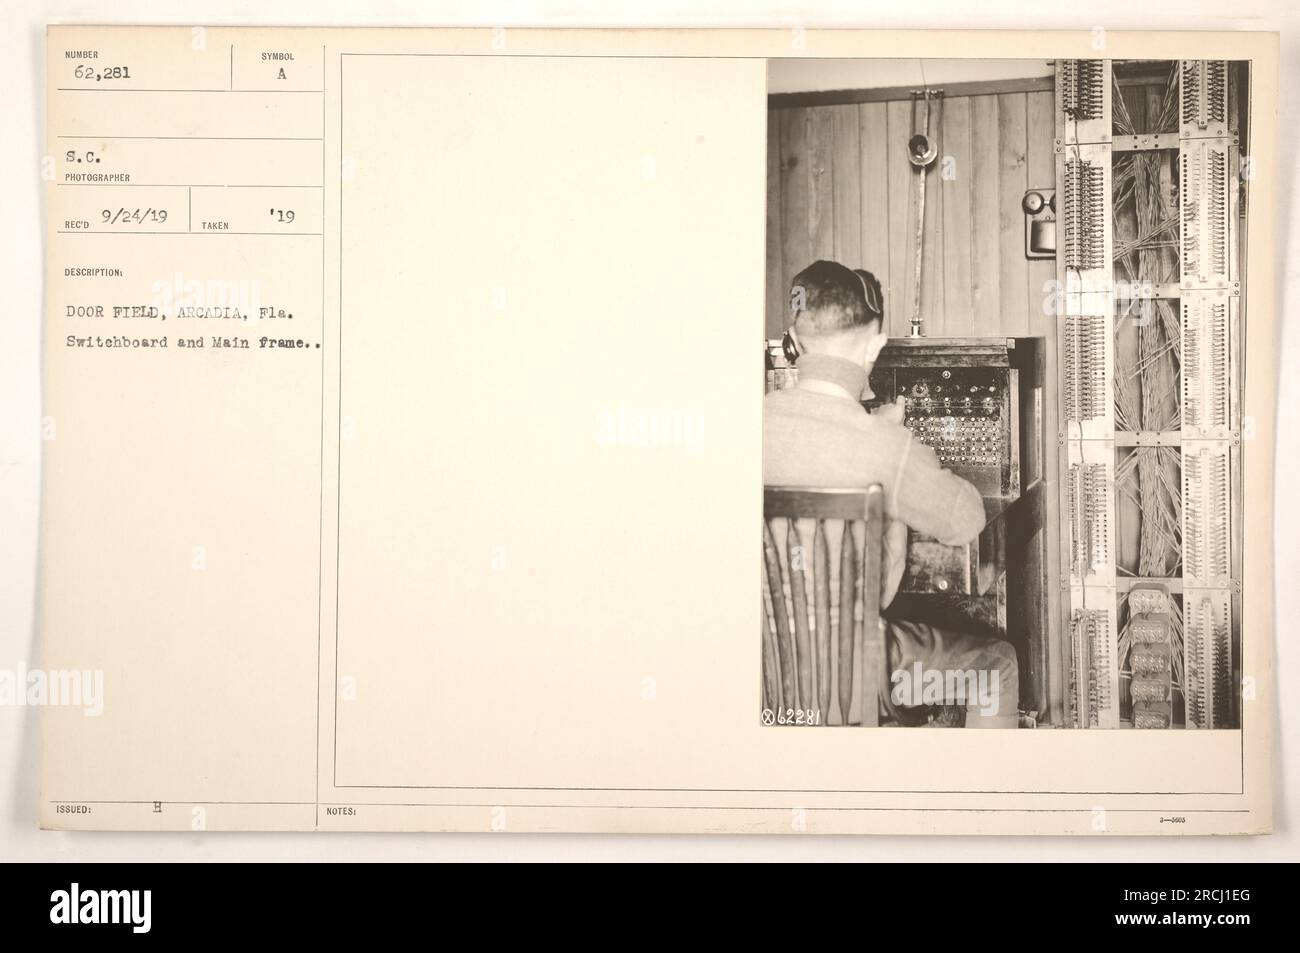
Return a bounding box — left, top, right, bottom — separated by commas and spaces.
763, 259, 1019, 728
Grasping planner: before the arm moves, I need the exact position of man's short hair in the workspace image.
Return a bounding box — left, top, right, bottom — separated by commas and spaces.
790, 260, 884, 335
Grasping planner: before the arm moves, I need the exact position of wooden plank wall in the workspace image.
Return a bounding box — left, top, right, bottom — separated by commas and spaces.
766, 89, 1057, 341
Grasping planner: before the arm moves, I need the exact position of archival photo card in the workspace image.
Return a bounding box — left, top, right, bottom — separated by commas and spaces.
39, 26, 1276, 834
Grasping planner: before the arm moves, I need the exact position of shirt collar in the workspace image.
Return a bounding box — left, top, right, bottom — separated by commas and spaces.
795, 353, 872, 401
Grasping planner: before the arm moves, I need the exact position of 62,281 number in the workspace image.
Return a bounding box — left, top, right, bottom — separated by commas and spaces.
73, 65, 131, 82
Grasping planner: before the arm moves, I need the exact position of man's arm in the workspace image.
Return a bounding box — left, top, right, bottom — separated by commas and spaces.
889, 432, 986, 545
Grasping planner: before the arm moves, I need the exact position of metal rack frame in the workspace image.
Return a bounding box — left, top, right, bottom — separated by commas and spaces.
1054, 59, 1243, 729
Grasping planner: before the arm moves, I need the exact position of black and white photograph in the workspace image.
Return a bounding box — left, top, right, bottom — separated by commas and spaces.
761, 57, 1248, 731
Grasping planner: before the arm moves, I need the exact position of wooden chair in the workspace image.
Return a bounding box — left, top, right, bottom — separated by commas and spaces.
761, 485, 886, 727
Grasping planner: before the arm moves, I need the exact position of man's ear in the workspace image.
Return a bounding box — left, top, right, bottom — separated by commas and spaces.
864, 328, 889, 364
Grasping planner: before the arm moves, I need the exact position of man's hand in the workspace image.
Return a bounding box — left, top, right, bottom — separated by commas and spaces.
872, 395, 907, 426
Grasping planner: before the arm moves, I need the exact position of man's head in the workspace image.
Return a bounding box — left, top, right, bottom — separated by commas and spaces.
786, 260, 887, 369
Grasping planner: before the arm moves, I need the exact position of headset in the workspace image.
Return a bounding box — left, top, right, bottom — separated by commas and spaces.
782, 268, 884, 365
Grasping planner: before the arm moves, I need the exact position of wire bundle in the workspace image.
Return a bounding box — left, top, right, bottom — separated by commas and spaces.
1111, 66, 1188, 710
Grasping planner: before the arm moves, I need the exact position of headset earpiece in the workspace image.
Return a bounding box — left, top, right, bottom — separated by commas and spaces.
856, 270, 884, 323
781, 330, 800, 364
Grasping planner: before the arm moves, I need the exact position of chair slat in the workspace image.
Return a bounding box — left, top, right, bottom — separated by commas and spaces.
759, 575, 781, 715
786, 519, 813, 711
814, 521, 832, 721
838, 521, 856, 726
860, 488, 886, 727
762, 520, 796, 712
